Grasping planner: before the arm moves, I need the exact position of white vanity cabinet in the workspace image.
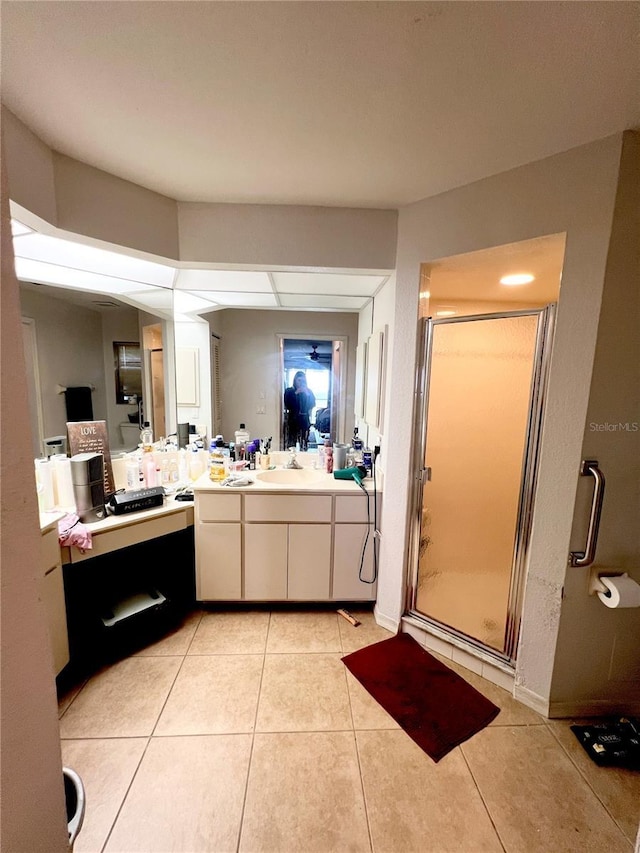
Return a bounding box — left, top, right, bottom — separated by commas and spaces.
195, 487, 378, 603
40, 526, 70, 675
243, 495, 332, 601
195, 493, 242, 600
332, 496, 378, 599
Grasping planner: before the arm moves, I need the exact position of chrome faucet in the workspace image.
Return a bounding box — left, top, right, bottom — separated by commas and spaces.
286, 448, 302, 469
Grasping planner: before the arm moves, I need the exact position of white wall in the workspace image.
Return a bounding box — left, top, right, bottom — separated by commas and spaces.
549, 131, 640, 715
54, 152, 179, 259
1, 139, 69, 853
206, 308, 358, 445
2, 106, 58, 225
178, 202, 397, 269
378, 135, 624, 714
356, 274, 396, 465
174, 320, 212, 437
19, 288, 108, 443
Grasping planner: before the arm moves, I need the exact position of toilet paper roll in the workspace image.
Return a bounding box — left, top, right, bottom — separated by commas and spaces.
597, 573, 640, 608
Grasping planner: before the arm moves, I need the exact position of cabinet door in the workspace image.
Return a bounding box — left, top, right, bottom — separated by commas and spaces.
288, 525, 331, 600
196, 523, 242, 600
41, 565, 70, 675
244, 525, 288, 600
332, 524, 377, 600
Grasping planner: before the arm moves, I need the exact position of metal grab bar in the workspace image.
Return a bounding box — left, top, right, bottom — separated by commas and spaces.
570, 459, 606, 567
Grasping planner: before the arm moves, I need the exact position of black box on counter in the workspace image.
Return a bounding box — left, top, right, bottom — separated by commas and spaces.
108, 486, 165, 515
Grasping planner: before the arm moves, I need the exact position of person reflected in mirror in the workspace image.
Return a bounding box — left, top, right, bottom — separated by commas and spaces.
284, 371, 316, 450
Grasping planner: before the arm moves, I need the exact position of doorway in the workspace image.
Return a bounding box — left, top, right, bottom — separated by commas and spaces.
278, 336, 345, 450
407, 234, 565, 663
408, 309, 555, 661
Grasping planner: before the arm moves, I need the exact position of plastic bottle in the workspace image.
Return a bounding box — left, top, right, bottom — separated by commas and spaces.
209, 436, 226, 482
235, 423, 250, 458
142, 452, 157, 487
125, 456, 139, 490
169, 456, 179, 484
325, 442, 333, 473
178, 449, 189, 483
140, 421, 153, 451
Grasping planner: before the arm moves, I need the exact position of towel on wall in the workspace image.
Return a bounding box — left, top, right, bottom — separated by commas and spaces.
64, 386, 94, 422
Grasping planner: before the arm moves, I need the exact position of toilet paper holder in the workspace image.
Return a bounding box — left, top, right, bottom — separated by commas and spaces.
588, 567, 619, 596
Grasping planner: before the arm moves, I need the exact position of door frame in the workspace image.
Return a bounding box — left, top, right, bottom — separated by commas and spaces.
277, 334, 348, 450
405, 306, 556, 664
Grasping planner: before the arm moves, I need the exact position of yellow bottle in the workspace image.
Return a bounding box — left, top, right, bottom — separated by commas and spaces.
209, 436, 226, 482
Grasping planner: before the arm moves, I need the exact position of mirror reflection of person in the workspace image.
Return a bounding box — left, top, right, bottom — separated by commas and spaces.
284, 371, 316, 450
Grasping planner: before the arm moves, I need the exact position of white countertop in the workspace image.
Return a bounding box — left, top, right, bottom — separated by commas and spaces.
191, 468, 380, 494
40, 496, 193, 535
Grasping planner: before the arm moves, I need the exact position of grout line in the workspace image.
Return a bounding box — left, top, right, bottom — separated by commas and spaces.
459, 745, 508, 853
99, 735, 152, 853
342, 657, 374, 852
235, 611, 270, 853
57, 677, 89, 721
544, 720, 634, 843
182, 609, 205, 656
149, 649, 190, 739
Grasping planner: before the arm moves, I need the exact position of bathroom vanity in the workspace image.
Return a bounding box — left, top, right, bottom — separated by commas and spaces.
193, 469, 381, 602
41, 499, 195, 676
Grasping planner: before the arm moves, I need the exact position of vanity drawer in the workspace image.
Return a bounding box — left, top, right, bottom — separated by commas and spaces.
335, 494, 382, 524
41, 527, 61, 573
244, 494, 331, 523
197, 493, 242, 522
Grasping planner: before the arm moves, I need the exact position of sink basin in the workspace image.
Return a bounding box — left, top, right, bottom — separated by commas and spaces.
256, 468, 324, 485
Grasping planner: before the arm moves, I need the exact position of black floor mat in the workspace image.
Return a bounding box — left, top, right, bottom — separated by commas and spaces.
571, 717, 640, 769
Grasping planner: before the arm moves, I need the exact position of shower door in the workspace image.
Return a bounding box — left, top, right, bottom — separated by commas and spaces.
408, 308, 555, 661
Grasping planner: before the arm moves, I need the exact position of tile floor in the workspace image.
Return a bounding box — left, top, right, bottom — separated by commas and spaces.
58, 608, 639, 853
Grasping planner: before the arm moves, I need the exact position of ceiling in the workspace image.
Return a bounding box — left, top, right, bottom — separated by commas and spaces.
2, 2, 639, 209
426, 233, 566, 307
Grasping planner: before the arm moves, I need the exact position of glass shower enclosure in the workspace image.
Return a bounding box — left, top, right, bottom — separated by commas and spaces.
407, 307, 555, 662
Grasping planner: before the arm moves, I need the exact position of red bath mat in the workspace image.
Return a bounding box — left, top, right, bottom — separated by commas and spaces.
343, 632, 500, 762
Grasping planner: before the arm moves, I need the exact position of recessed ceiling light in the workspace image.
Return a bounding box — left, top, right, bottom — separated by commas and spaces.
500, 273, 535, 286
419, 290, 431, 299
436, 309, 456, 317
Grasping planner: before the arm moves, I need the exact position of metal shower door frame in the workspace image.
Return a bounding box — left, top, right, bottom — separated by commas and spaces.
406, 305, 556, 665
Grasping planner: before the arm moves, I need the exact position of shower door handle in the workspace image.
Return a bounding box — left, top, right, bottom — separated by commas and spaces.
569, 460, 605, 567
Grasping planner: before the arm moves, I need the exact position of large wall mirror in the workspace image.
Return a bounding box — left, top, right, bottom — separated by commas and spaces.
12, 204, 382, 463
19, 281, 176, 458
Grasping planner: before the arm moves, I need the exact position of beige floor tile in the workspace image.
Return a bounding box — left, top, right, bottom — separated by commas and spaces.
58, 679, 87, 718
266, 610, 342, 653
256, 653, 352, 731
357, 730, 503, 852
61, 738, 147, 853
433, 652, 544, 726
104, 734, 251, 853
346, 671, 400, 730
462, 726, 631, 852
188, 610, 269, 654
239, 732, 371, 852
547, 719, 640, 843
155, 654, 263, 735
339, 609, 394, 654
133, 610, 203, 656
59, 657, 181, 738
